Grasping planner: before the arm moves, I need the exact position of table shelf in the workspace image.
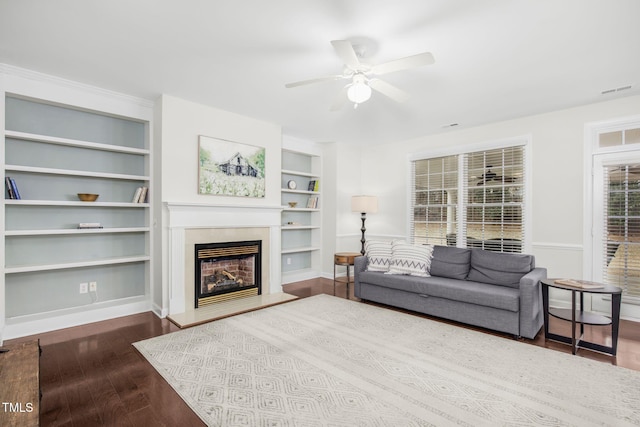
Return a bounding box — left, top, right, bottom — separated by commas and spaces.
548, 307, 612, 326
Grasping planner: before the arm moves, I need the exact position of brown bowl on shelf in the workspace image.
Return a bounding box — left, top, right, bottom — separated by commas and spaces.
77, 193, 99, 202
288, 202, 297, 208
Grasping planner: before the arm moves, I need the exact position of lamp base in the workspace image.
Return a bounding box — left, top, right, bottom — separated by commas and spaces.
360, 213, 367, 256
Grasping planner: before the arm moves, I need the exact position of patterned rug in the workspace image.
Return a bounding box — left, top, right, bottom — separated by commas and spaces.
134, 294, 640, 426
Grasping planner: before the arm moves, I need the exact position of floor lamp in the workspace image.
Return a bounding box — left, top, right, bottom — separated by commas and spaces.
351, 195, 378, 255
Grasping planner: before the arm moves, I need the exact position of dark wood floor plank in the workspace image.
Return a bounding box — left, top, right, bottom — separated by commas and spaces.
86, 370, 133, 427
39, 343, 73, 426
3, 277, 639, 426
127, 406, 169, 427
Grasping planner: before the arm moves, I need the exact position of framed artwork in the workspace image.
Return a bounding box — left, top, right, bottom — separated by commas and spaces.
198, 135, 266, 197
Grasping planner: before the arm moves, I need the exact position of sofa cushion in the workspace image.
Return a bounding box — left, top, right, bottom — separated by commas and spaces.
359, 270, 431, 294
364, 240, 393, 272
430, 246, 471, 280
357, 272, 519, 312
422, 276, 520, 312
467, 249, 534, 288
387, 242, 434, 277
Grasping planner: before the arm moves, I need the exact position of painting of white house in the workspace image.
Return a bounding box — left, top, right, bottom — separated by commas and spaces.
198, 135, 266, 197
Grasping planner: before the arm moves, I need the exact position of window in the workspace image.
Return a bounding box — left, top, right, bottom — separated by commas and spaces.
411, 155, 458, 246
590, 118, 640, 306
602, 163, 640, 298
411, 143, 525, 253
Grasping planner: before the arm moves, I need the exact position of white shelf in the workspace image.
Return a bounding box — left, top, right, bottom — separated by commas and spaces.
3, 92, 153, 338
5, 164, 149, 181
5, 199, 149, 207
5, 130, 149, 155
281, 142, 322, 280
5, 227, 150, 236
281, 169, 319, 178
282, 207, 320, 212
5, 255, 150, 274
282, 225, 320, 230
281, 246, 321, 254
281, 189, 320, 195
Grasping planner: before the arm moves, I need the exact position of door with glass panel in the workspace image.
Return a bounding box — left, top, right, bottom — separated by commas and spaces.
592, 151, 640, 314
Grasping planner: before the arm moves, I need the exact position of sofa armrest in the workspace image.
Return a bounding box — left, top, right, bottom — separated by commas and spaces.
354, 256, 368, 298
518, 267, 547, 339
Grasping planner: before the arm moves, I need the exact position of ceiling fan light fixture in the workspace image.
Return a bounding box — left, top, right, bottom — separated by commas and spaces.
347, 80, 371, 104
285, 39, 434, 110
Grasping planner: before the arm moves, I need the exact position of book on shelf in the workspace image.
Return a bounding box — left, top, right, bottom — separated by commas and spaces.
307, 180, 319, 192
553, 278, 604, 289
132, 186, 148, 203
306, 195, 319, 209
78, 222, 103, 229
5, 176, 21, 200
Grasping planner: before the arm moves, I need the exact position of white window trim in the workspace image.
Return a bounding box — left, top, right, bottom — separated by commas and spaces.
584, 115, 640, 320
583, 114, 640, 281
406, 135, 532, 252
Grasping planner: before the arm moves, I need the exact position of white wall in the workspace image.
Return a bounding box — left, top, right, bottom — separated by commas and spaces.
320, 142, 338, 274
157, 95, 282, 206
345, 95, 640, 281
155, 95, 282, 314
333, 143, 367, 256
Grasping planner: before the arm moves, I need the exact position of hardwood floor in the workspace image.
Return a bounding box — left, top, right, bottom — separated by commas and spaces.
3, 277, 639, 426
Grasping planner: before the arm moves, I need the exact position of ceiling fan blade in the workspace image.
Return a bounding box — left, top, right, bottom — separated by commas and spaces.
371, 52, 435, 75
329, 86, 348, 111
369, 79, 410, 103
331, 40, 361, 69
285, 75, 342, 88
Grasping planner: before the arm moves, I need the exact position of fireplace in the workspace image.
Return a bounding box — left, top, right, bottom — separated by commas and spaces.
195, 240, 262, 308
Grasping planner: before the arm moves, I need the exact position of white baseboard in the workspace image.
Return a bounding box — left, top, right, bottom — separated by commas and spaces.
152, 302, 168, 319
3, 298, 151, 340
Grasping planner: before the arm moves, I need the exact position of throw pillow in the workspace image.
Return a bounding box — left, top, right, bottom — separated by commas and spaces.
365, 240, 393, 272
387, 242, 434, 277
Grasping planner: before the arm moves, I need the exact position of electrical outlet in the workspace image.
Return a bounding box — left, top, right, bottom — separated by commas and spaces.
286, 257, 292, 265
89, 281, 97, 292
79, 282, 88, 294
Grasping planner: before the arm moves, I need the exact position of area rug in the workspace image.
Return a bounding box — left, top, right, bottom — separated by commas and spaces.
134, 294, 640, 426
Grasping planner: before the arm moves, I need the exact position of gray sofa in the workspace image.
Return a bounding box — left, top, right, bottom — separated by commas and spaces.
354, 245, 547, 339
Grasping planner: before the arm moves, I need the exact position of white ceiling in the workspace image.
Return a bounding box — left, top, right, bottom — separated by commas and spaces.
1, 0, 639, 145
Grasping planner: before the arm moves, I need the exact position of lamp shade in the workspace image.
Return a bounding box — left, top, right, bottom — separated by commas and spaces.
351, 195, 378, 214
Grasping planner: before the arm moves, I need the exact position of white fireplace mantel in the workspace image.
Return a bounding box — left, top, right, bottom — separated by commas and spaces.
165, 202, 284, 227
165, 202, 283, 315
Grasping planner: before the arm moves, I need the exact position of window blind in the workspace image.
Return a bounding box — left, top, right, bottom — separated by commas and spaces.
410, 143, 525, 253
411, 155, 458, 245
463, 146, 525, 253
603, 164, 640, 298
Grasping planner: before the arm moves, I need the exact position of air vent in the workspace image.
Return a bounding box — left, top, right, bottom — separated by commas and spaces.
601, 84, 633, 95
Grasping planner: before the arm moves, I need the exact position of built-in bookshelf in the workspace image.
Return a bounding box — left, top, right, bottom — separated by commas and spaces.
1, 82, 153, 340
281, 138, 322, 283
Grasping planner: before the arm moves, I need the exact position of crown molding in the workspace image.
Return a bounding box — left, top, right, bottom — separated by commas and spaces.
0, 63, 155, 110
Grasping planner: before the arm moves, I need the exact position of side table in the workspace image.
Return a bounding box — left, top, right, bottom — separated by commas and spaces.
333, 252, 361, 299
541, 278, 622, 356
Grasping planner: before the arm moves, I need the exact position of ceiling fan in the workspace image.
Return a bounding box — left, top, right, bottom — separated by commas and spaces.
285, 40, 435, 110
473, 166, 518, 186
